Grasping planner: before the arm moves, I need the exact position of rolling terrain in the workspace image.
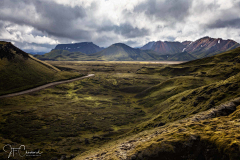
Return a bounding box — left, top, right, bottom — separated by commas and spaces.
0, 41, 81, 95
73, 47, 240, 159
0, 46, 240, 159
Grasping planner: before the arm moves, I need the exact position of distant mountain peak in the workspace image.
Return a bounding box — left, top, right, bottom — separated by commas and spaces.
112, 43, 130, 47
201, 36, 210, 39
54, 42, 104, 54
142, 40, 185, 55
113, 43, 126, 45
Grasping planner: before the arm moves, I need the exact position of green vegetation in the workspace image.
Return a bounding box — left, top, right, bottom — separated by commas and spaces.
0, 42, 81, 95
78, 98, 240, 160
34, 49, 94, 61
0, 47, 240, 159
0, 61, 169, 159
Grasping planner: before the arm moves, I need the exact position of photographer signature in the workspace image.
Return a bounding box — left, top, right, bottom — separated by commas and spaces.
3, 144, 42, 158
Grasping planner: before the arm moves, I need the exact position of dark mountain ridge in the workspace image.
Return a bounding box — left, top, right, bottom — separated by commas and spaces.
54, 42, 104, 54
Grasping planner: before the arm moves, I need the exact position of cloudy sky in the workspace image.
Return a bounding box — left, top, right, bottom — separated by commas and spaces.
0, 0, 240, 52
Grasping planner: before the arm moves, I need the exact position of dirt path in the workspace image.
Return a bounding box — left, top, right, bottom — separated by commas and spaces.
0, 74, 95, 99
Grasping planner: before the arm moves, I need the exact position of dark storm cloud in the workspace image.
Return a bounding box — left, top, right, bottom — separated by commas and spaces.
98, 22, 150, 38
1, 0, 240, 52
203, 2, 240, 29
114, 23, 149, 38
207, 18, 240, 29
124, 40, 141, 47
0, 21, 5, 36
93, 35, 116, 48
24, 42, 56, 49
131, 0, 192, 22
0, 0, 91, 40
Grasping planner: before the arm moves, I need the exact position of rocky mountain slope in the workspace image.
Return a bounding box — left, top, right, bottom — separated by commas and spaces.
150, 41, 186, 55
141, 37, 240, 59
140, 41, 155, 50
185, 36, 240, 58
54, 42, 104, 54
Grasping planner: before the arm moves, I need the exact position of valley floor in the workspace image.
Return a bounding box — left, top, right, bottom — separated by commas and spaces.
0, 61, 171, 159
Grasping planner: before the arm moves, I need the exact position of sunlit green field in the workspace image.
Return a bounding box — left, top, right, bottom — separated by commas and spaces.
0, 61, 175, 159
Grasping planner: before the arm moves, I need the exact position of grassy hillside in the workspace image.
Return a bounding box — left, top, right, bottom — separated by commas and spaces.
74, 47, 240, 159
77, 97, 240, 160
0, 47, 240, 159
34, 49, 94, 61
133, 47, 240, 129
0, 42, 81, 95
167, 51, 196, 61
90, 43, 162, 61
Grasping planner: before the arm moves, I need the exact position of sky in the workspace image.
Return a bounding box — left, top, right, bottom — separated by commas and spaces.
0, 0, 240, 52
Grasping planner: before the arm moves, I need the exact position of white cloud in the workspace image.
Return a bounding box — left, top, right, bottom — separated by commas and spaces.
0, 0, 240, 51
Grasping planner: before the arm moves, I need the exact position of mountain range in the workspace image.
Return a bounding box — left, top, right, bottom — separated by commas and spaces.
35, 43, 165, 61
34, 37, 240, 61
140, 36, 240, 58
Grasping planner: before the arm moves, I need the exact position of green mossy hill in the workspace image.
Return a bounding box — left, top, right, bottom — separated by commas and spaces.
134, 72, 240, 132
74, 47, 240, 159
0, 42, 80, 95
167, 51, 196, 61
137, 47, 240, 80
90, 43, 163, 61
76, 98, 240, 160
133, 47, 240, 131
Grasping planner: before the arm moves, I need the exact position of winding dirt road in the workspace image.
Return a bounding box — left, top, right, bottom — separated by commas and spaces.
0, 74, 95, 99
